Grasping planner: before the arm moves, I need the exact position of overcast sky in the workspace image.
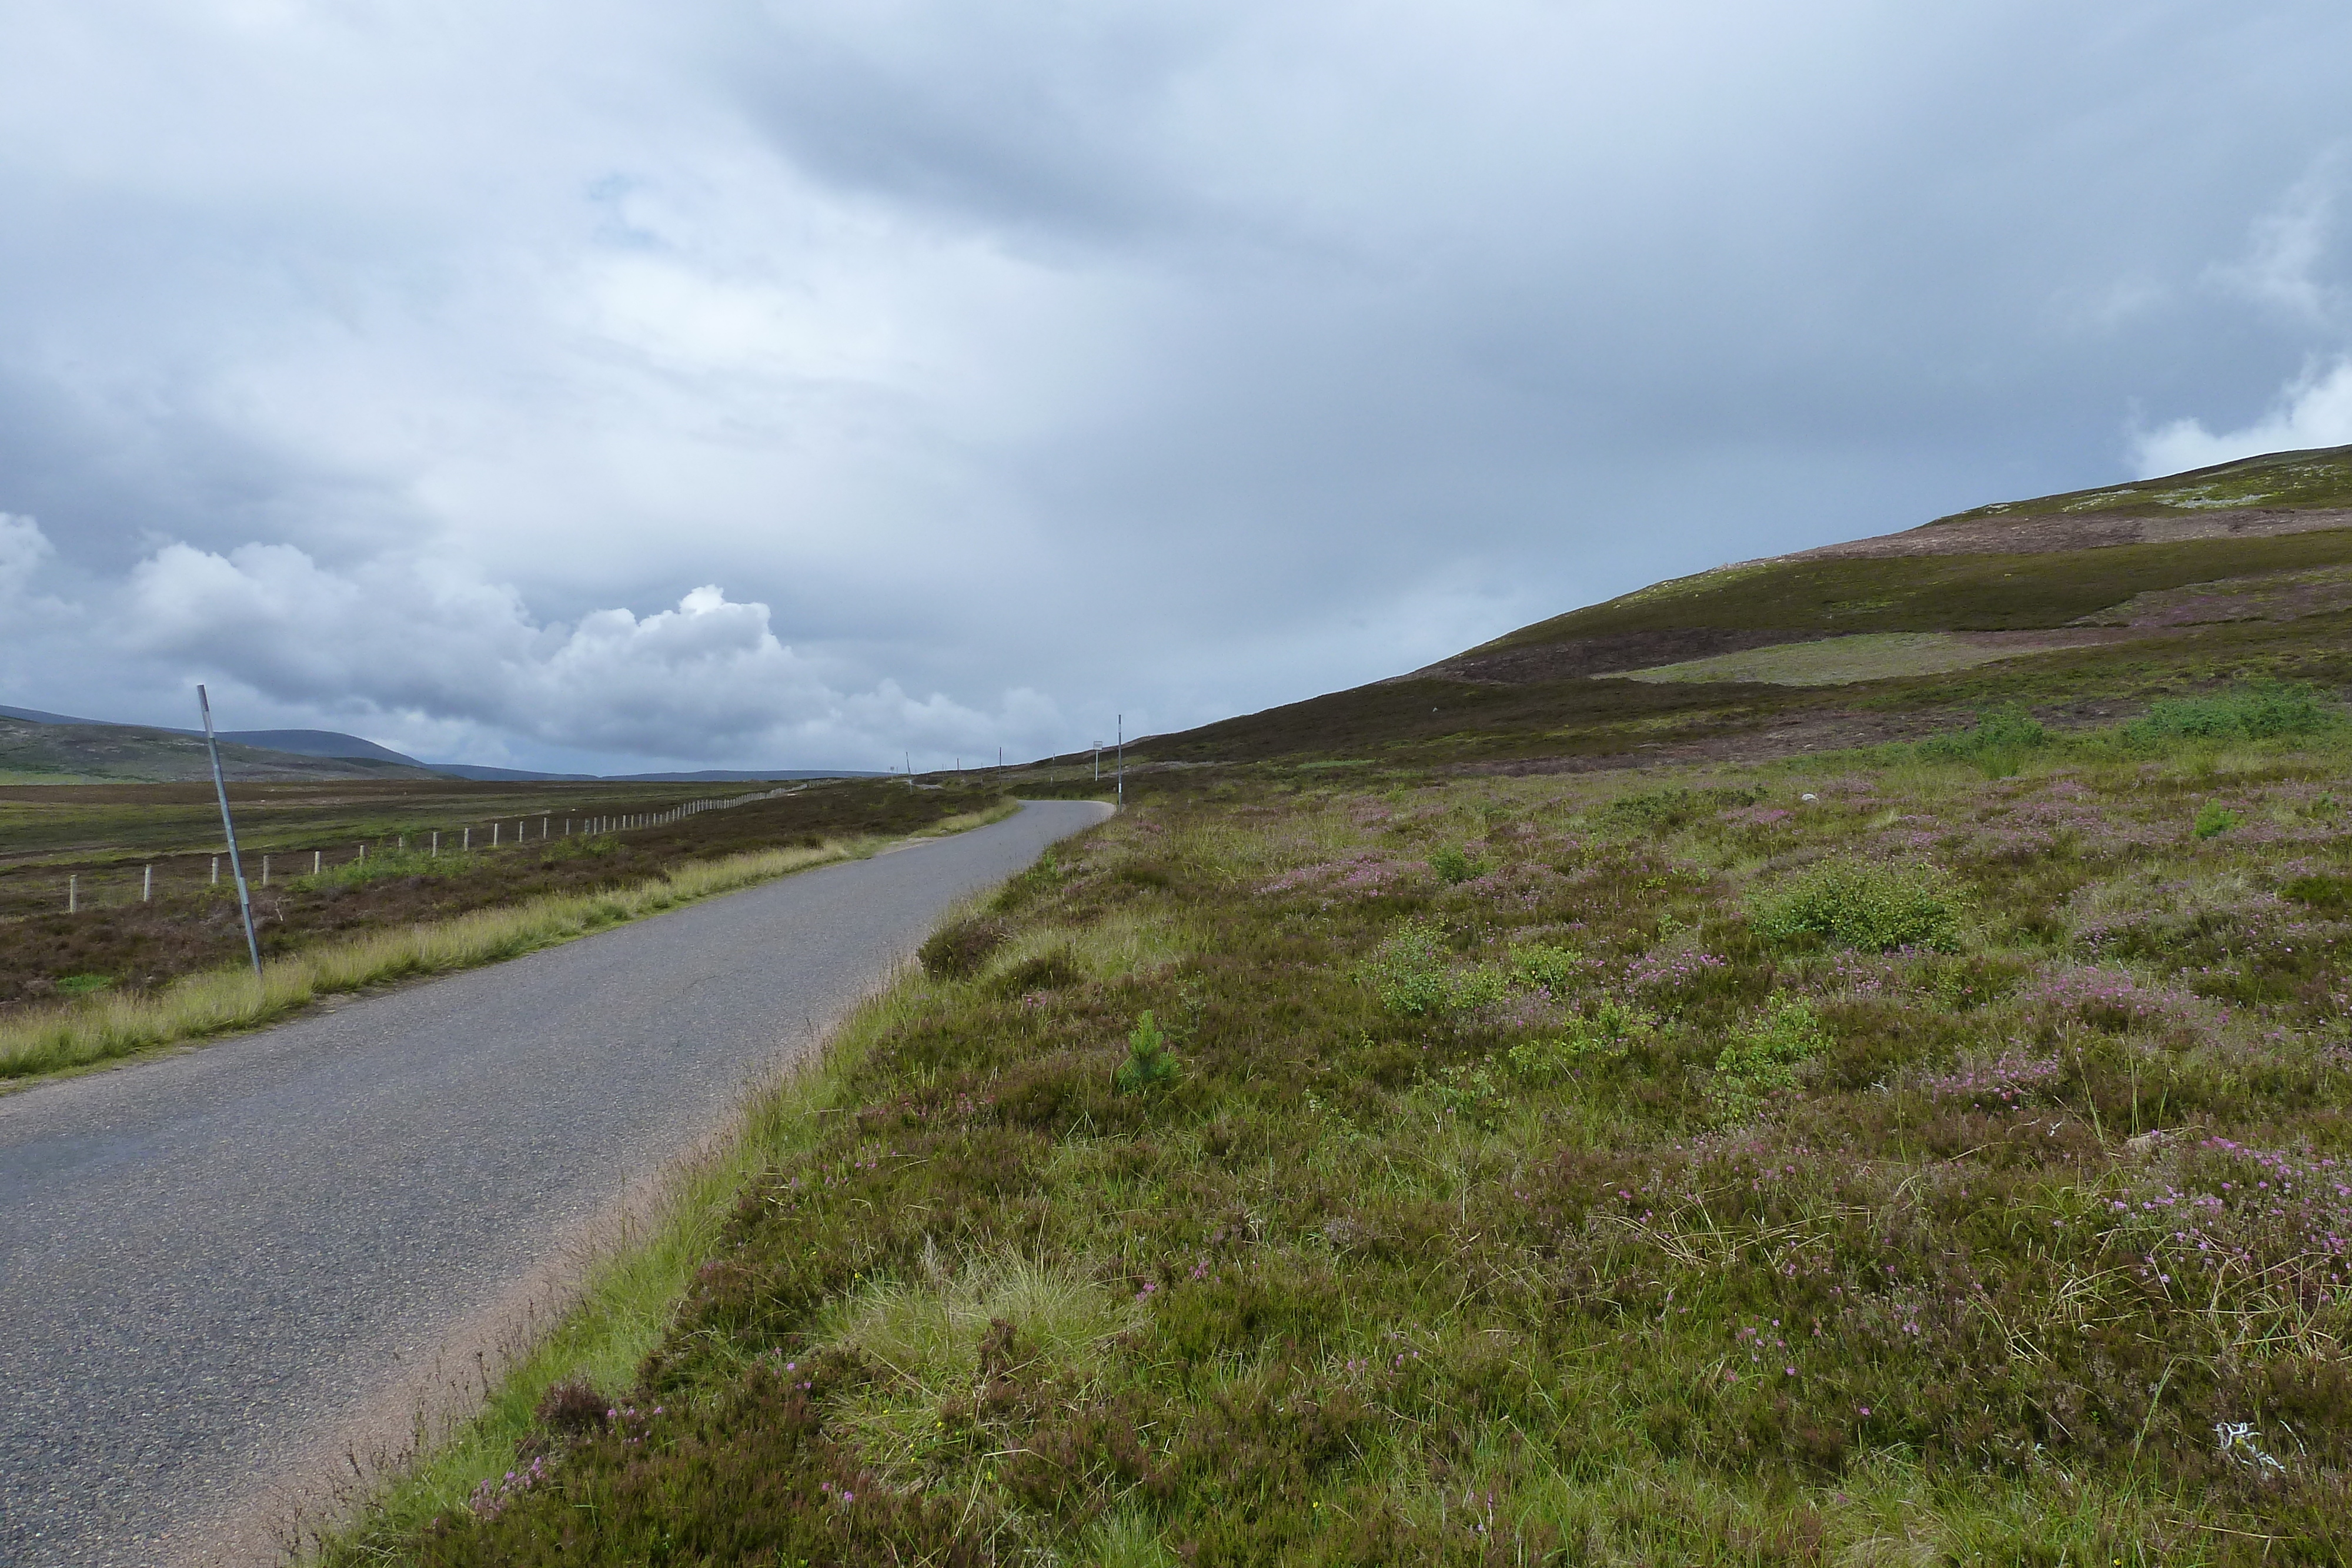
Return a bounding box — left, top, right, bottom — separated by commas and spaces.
2, 1, 2348, 773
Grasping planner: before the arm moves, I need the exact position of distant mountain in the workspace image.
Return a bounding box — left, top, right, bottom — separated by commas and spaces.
0, 716, 447, 783
212, 728, 429, 766
0, 703, 886, 784
424, 763, 601, 782
0, 704, 98, 726
604, 768, 888, 782
0, 706, 429, 767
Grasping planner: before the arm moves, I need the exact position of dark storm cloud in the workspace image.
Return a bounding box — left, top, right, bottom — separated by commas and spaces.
0, 1, 2347, 770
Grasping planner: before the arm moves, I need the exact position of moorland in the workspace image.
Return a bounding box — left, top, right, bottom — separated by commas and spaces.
265, 447, 2352, 1561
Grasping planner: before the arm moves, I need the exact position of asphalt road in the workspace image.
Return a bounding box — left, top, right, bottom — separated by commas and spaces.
0, 800, 1110, 1566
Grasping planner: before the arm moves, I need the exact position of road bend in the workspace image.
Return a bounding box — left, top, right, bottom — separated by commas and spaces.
0, 800, 1110, 1566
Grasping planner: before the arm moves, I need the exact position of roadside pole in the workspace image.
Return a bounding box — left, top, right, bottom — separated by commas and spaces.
198, 685, 265, 979
1116, 713, 1124, 808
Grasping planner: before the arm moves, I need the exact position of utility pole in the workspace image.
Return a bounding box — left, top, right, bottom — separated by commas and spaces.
198, 685, 263, 979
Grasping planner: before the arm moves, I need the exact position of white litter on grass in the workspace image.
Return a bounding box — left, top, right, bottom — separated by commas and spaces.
1800, 793, 1819, 802
2215, 1421, 2286, 1477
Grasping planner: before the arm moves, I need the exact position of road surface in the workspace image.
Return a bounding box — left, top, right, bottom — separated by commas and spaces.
0, 800, 1110, 1565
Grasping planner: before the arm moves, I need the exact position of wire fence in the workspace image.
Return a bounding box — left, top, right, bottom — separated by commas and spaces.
8, 785, 806, 920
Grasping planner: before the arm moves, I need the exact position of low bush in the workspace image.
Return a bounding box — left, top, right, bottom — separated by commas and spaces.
1508, 941, 1583, 991
2124, 678, 2333, 747
1711, 994, 1830, 1115
1428, 845, 1492, 884
1508, 998, 1657, 1081
1916, 702, 2048, 777
1358, 917, 1508, 1014
2193, 801, 2242, 840
1601, 784, 1762, 834
918, 917, 1008, 980
1752, 857, 1964, 952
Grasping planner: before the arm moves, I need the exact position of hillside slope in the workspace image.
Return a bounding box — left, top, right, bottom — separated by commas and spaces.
0, 716, 447, 783
1141, 444, 2352, 768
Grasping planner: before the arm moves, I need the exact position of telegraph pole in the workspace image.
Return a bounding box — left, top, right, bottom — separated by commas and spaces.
198, 686, 263, 978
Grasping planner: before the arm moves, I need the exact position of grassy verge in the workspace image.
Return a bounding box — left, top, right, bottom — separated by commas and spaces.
317, 721, 2352, 1564
0, 803, 1017, 1084
299, 971, 929, 1557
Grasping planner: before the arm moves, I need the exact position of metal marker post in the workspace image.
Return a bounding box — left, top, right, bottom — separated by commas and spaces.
1116, 713, 1124, 807
197, 685, 264, 979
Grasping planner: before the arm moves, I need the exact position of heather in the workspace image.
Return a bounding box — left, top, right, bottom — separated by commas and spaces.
333, 729, 2352, 1564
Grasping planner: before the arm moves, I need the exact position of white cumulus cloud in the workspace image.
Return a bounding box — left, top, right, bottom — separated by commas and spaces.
115, 541, 1063, 767
2132, 359, 2352, 477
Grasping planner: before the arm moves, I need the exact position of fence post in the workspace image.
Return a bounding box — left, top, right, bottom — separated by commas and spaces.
196, 684, 263, 979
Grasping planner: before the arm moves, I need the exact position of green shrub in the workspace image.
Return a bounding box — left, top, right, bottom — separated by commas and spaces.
2191, 801, 2241, 840
1428, 845, 1492, 884
1425, 1058, 1511, 1128
1360, 918, 1506, 1015
2124, 678, 2332, 747
1916, 703, 2049, 777
1508, 942, 1583, 992
1112, 1011, 1180, 1094
1752, 858, 1964, 952
1600, 785, 1762, 834
1712, 994, 1830, 1115
1508, 999, 1658, 1081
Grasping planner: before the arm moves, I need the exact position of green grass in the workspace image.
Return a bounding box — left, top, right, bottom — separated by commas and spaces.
1618, 630, 2059, 687
329, 723, 2352, 1564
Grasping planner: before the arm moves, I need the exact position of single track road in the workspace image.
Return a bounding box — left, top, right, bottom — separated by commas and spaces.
0, 800, 1111, 1565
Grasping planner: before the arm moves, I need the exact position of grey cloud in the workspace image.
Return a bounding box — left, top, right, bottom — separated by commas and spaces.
2, 1, 2351, 768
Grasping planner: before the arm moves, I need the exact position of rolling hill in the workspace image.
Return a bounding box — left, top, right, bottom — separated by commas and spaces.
0, 715, 450, 784
1134, 443, 2352, 768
